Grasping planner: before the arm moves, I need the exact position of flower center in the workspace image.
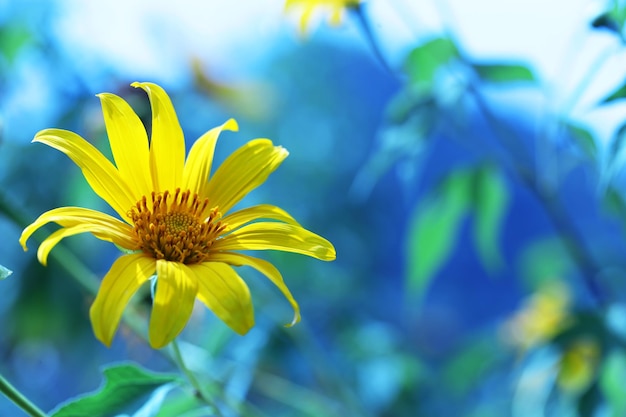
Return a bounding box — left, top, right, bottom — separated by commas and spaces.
129, 188, 226, 264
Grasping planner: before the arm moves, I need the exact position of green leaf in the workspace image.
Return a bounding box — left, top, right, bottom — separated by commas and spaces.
0, 24, 32, 64
406, 170, 471, 296
473, 63, 535, 83
51, 363, 182, 417
404, 37, 459, 94
471, 166, 509, 273
518, 237, 571, 289
566, 122, 597, 159
600, 350, 626, 417
443, 335, 502, 395
0, 264, 12, 280
602, 82, 626, 104
602, 187, 626, 235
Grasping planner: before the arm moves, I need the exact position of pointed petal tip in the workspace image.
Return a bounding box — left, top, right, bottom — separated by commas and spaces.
235, 319, 255, 335
284, 311, 301, 328
99, 336, 113, 348
278, 146, 289, 157
149, 337, 169, 349
224, 118, 239, 132
131, 81, 158, 91
36, 248, 49, 267
18, 235, 28, 252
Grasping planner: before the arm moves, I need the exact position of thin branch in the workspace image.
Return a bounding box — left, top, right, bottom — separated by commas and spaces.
0, 374, 48, 417
171, 339, 225, 417
355, 1, 609, 306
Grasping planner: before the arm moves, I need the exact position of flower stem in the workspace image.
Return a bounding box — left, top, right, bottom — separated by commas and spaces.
0, 374, 48, 417
351, 4, 394, 76
171, 339, 224, 417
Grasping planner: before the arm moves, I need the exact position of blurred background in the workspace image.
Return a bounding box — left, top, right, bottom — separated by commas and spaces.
2, 0, 626, 416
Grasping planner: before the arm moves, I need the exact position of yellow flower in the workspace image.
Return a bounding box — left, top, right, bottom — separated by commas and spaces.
20, 82, 336, 349
503, 281, 571, 351
284, 0, 362, 35
557, 338, 599, 394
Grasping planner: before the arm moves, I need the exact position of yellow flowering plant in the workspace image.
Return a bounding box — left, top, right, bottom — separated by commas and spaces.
285, 0, 363, 34
20, 82, 336, 349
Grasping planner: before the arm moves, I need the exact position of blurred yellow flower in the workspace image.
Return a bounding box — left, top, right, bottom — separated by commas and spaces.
20, 82, 336, 349
556, 338, 599, 394
285, 0, 362, 34
504, 281, 571, 351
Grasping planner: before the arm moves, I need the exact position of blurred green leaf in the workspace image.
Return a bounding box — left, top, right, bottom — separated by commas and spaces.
443, 336, 501, 395
472, 166, 509, 273
473, 63, 535, 83
51, 363, 181, 417
602, 187, 626, 236
404, 37, 459, 94
518, 237, 571, 289
591, 1, 626, 38
154, 390, 202, 417
565, 122, 597, 159
602, 82, 626, 104
0, 264, 12, 279
406, 170, 471, 296
577, 383, 602, 417
0, 23, 32, 64
600, 350, 626, 417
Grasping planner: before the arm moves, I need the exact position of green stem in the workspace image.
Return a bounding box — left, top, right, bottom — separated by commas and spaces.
430, 0, 609, 306
0, 374, 48, 417
171, 339, 224, 417
356, 2, 609, 306
351, 4, 394, 76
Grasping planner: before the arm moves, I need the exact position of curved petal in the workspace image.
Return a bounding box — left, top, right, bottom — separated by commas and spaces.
182, 118, 238, 198
220, 204, 301, 232
98, 92, 152, 200
212, 222, 336, 261
206, 139, 288, 214
208, 252, 300, 326
132, 82, 185, 193
300, 6, 315, 34
35, 222, 136, 266
89, 254, 155, 347
20, 207, 136, 255
189, 262, 254, 335
149, 260, 199, 349
34, 129, 136, 221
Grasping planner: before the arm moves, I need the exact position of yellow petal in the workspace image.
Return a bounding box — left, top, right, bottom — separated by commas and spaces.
20, 207, 137, 265
132, 82, 185, 193
212, 222, 336, 261
20, 207, 135, 250
299, 6, 316, 34
34, 129, 136, 220
89, 254, 155, 347
189, 262, 254, 335
329, 7, 343, 26
149, 260, 199, 349
208, 252, 300, 327
182, 118, 238, 198
98, 92, 152, 199
220, 204, 301, 231
206, 139, 288, 214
